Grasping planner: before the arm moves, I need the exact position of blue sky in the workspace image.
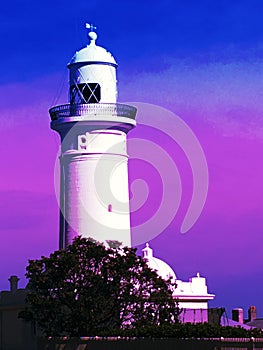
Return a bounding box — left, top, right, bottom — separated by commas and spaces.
2, 0, 263, 82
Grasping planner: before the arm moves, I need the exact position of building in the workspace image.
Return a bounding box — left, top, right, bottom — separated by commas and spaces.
0, 277, 37, 350
224, 305, 263, 330
142, 243, 215, 322
49, 24, 137, 249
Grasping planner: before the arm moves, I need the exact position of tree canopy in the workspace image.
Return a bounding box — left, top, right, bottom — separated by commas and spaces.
20, 237, 180, 336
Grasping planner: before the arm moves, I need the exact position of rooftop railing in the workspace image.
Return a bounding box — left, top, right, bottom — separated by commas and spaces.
49, 103, 137, 121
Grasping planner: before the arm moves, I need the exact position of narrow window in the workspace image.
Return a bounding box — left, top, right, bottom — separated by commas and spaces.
70, 83, 101, 104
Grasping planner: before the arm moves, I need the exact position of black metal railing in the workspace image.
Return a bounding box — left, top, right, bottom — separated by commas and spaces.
49, 103, 137, 121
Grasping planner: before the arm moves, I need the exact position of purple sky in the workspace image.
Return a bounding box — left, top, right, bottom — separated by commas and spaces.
1, 0, 263, 318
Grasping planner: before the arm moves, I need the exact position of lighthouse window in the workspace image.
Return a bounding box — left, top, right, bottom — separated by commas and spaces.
70, 83, 101, 104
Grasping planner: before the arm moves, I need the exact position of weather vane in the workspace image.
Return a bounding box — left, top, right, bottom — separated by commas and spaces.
86, 23, 97, 32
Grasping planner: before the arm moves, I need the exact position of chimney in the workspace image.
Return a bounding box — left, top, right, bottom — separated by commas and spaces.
248, 306, 257, 322
232, 308, 243, 323
8, 275, 19, 293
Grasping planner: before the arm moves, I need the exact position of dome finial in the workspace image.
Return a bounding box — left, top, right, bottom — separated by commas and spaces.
86, 22, 97, 45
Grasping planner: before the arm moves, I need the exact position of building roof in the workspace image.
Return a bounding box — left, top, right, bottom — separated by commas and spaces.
246, 319, 263, 329
142, 243, 215, 301
221, 316, 255, 329
142, 243, 176, 282
69, 31, 117, 66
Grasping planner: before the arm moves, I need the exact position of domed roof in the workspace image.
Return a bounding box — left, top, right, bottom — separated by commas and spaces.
69, 31, 117, 66
142, 243, 176, 282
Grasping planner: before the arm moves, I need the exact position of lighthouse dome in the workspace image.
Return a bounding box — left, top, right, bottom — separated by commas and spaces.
142, 243, 176, 282
69, 32, 117, 66
67, 29, 118, 104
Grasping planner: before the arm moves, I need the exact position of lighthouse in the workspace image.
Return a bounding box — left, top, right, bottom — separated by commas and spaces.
49, 24, 137, 249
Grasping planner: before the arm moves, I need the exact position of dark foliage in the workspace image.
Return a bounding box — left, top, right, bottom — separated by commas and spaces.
95, 322, 263, 338
19, 237, 180, 336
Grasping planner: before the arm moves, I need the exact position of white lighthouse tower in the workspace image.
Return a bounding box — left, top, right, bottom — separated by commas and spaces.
49, 24, 137, 249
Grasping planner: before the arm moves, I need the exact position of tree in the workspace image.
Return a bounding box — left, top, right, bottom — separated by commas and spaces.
19, 237, 180, 337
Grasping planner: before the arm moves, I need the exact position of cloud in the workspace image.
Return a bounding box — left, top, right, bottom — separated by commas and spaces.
119, 57, 263, 139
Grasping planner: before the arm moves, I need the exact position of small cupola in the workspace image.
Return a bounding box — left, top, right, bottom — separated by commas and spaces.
68, 23, 118, 105
142, 243, 177, 282
142, 242, 154, 260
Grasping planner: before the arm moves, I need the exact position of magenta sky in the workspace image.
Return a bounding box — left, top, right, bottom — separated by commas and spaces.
1, 0, 263, 318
